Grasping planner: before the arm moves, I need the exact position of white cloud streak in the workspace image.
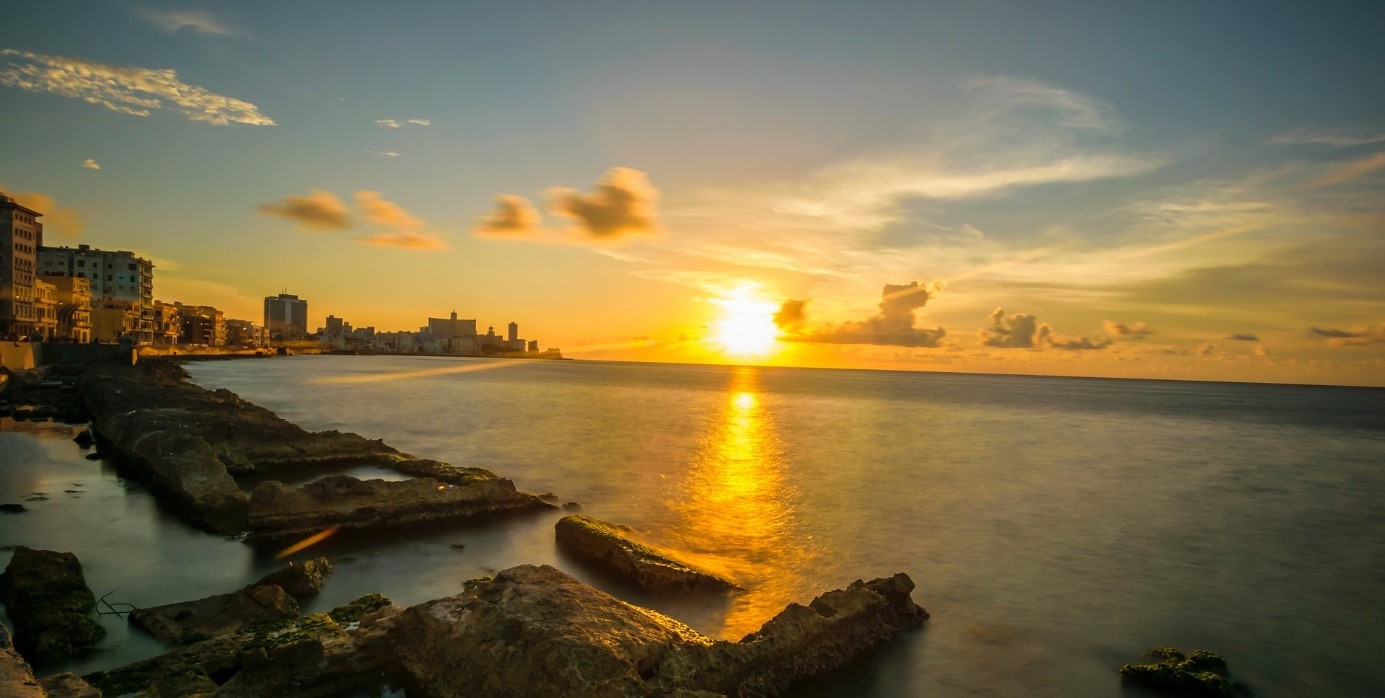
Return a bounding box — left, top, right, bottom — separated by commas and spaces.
138, 9, 239, 36
0, 49, 274, 125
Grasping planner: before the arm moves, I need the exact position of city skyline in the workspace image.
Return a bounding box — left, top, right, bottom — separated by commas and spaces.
2, 2, 1384, 385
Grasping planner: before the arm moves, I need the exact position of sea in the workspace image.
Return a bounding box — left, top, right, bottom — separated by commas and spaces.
2, 355, 1384, 696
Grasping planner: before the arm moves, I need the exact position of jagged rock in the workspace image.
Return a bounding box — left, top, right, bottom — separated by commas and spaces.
0, 548, 106, 666
247, 475, 551, 540
73, 430, 95, 448
0, 622, 45, 698
80, 361, 553, 535
250, 558, 334, 598
84, 595, 401, 698
129, 585, 299, 646
0, 504, 26, 514
1119, 647, 1252, 697
38, 672, 102, 698
393, 564, 927, 697
556, 515, 739, 594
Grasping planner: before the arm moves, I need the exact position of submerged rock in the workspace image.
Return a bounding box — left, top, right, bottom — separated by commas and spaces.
0, 622, 45, 698
393, 564, 927, 697
247, 475, 551, 540
0, 504, 26, 514
250, 557, 334, 598
555, 515, 739, 594
1119, 647, 1252, 697
129, 584, 299, 646
0, 548, 106, 666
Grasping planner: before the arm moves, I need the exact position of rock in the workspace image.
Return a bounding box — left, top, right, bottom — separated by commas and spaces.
250, 557, 334, 598
393, 564, 927, 697
1119, 647, 1252, 697
73, 430, 95, 448
247, 475, 551, 540
562, 501, 582, 511
539, 492, 560, 503
38, 672, 102, 698
0, 622, 45, 698
82, 453, 102, 461
556, 515, 739, 594
449, 543, 466, 551
80, 360, 554, 535
0, 547, 106, 666
85, 595, 401, 698
129, 585, 299, 646
0, 504, 25, 514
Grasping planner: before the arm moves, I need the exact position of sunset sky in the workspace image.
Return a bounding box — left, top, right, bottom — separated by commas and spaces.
2, 1, 1383, 385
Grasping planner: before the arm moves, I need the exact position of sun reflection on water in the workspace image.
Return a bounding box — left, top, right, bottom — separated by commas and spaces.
659, 367, 814, 639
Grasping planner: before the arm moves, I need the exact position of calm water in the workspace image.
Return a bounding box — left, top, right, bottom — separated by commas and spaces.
3, 355, 1384, 696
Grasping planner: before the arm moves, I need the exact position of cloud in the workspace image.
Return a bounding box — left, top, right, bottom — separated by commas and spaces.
773, 299, 807, 331
784, 281, 948, 347
367, 150, 400, 158
0, 49, 273, 125
1253, 343, 1272, 359
549, 167, 661, 240
1311, 324, 1385, 347
1197, 343, 1217, 357
1307, 151, 1385, 188
980, 307, 1110, 350
376, 118, 430, 128
256, 189, 353, 231
81, 158, 100, 171
359, 231, 447, 250
1265, 130, 1385, 148
476, 195, 543, 236
1226, 333, 1259, 341
138, 9, 238, 36
353, 190, 447, 250
1103, 320, 1154, 337
0, 187, 84, 239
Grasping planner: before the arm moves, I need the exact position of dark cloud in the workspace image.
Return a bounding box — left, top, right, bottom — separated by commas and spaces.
256, 189, 352, 231
549, 167, 660, 240
981, 307, 1110, 350
1197, 343, 1217, 357
1310, 327, 1356, 338
784, 281, 947, 347
1226, 333, 1259, 341
773, 299, 807, 331
475, 195, 542, 236
1311, 324, 1385, 347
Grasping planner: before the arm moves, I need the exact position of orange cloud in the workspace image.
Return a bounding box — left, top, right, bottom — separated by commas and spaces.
354, 191, 446, 250
0, 186, 85, 239
1307, 151, 1385, 188
359, 231, 447, 250
548, 167, 661, 240
475, 194, 542, 236
256, 189, 352, 231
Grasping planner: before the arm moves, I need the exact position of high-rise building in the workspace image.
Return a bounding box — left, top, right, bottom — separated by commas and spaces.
0, 193, 42, 338
264, 293, 308, 341
507, 322, 518, 344
37, 244, 155, 342
427, 311, 477, 338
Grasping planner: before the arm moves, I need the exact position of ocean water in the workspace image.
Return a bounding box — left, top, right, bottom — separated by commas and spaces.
3, 355, 1384, 696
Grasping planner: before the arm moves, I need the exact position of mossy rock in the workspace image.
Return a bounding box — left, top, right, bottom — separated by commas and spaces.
1119, 647, 1251, 697
327, 593, 392, 624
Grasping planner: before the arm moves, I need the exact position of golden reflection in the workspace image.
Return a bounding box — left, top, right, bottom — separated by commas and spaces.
658, 367, 811, 639
312, 360, 517, 385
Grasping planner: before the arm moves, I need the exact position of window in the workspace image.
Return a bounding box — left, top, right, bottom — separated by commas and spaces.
128, 263, 136, 270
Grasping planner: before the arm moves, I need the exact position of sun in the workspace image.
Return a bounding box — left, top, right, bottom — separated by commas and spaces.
712, 286, 779, 356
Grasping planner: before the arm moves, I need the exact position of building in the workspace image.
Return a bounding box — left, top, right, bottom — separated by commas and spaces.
46, 275, 92, 343
527, 340, 539, 352
151, 301, 182, 345
0, 193, 42, 338
37, 244, 155, 342
176, 303, 225, 346
427, 311, 477, 339
34, 278, 57, 340
507, 322, 518, 345
324, 315, 346, 337
264, 293, 308, 341
90, 300, 140, 342
225, 319, 267, 347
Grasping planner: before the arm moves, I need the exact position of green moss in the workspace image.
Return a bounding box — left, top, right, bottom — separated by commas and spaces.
1119, 647, 1251, 697
242, 613, 341, 653
328, 593, 393, 624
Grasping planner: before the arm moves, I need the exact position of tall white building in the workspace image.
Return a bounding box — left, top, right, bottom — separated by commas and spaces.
0, 193, 41, 338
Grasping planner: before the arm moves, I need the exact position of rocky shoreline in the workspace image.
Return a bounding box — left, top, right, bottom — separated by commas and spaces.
1, 355, 933, 696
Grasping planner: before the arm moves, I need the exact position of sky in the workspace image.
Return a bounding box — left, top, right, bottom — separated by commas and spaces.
2, 0, 1383, 385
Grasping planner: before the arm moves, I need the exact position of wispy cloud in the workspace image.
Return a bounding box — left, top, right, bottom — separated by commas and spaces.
1103, 320, 1154, 338
367, 149, 401, 158
138, 9, 239, 36
354, 190, 447, 250
1306, 151, 1385, 188
358, 231, 447, 250
1311, 324, 1385, 347
256, 190, 353, 230
0, 49, 274, 125
1265, 130, 1385, 148
1226, 333, 1259, 341
476, 194, 543, 236
376, 117, 431, 128
80, 158, 100, 171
